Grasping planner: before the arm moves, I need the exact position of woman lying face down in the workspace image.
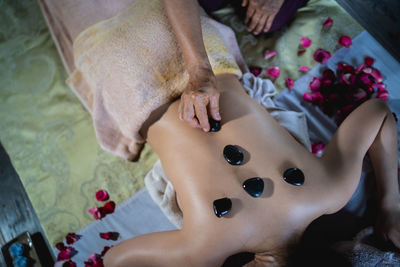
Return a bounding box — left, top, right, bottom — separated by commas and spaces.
103, 73, 400, 266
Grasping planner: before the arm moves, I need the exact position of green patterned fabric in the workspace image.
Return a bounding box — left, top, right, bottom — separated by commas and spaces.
0, 0, 159, 246
0, 0, 361, 246
212, 0, 363, 92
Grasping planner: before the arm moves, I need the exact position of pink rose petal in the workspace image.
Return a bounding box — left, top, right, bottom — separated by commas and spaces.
370, 68, 383, 83
376, 88, 389, 101
323, 17, 333, 27
300, 37, 312, 48
359, 73, 371, 85
88, 207, 103, 220
299, 65, 309, 72
264, 50, 277, 60
95, 190, 109, 202
266, 66, 281, 79
312, 142, 325, 156
303, 91, 324, 105
338, 35, 353, 48
313, 49, 331, 63
285, 78, 294, 91
309, 77, 321, 91
364, 56, 374, 66
249, 66, 262, 77
338, 62, 355, 73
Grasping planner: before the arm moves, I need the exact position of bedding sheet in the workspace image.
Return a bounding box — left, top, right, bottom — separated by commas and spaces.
0, 0, 362, 246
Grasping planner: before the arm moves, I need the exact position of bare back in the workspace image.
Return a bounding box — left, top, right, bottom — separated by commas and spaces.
145, 74, 335, 263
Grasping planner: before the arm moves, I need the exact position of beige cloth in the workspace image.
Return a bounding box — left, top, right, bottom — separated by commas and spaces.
145, 73, 312, 228
66, 0, 245, 161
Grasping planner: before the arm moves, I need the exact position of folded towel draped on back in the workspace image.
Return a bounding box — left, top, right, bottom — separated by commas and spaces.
145, 73, 311, 228
66, 0, 245, 161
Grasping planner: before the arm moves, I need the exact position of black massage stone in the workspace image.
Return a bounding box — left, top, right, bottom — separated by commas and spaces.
223, 145, 244, 165
242, 177, 264, 198
283, 168, 304, 186
209, 117, 221, 132
213, 197, 232, 218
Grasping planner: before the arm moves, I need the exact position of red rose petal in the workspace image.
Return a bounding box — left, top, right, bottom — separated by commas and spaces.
323, 17, 333, 27
266, 66, 281, 79
321, 69, 335, 85
300, 37, 312, 48
102, 201, 116, 214
313, 49, 331, 63
84, 253, 104, 267
101, 246, 111, 257
359, 73, 371, 85
297, 48, 306, 55
352, 88, 367, 102
364, 56, 374, 66
99, 232, 120, 241
249, 66, 262, 77
312, 142, 325, 156
264, 50, 277, 60
303, 91, 324, 105
285, 78, 294, 91
337, 62, 355, 73
309, 77, 321, 91
62, 260, 77, 267
338, 35, 352, 48
56, 242, 66, 251
65, 233, 81, 245
299, 65, 309, 72
57, 246, 77, 261
95, 190, 110, 202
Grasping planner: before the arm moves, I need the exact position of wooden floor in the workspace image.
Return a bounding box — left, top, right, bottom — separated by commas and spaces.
0, 0, 399, 266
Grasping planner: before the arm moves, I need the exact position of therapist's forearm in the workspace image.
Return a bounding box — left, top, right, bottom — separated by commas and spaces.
162, 0, 212, 75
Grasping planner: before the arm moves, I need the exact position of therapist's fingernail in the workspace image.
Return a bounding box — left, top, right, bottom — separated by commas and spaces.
216, 113, 221, 120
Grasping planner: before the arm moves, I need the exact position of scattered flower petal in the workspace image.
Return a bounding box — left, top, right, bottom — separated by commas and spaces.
321, 69, 335, 85
338, 62, 355, 73
323, 17, 333, 27
285, 78, 294, 91
95, 190, 110, 202
63, 260, 77, 267
266, 66, 281, 79
312, 142, 325, 157
84, 253, 104, 267
99, 232, 120, 241
364, 56, 374, 66
102, 201, 116, 215
57, 246, 77, 261
359, 73, 371, 85
299, 65, 309, 72
56, 242, 66, 251
65, 233, 81, 245
309, 77, 321, 91
370, 69, 383, 83
300, 37, 312, 48
249, 66, 262, 77
263, 50, 277, 60
303, 91, 324, 105
297, 48, 306, 55
88, 207, 103, 220
338, 35, 352, 48
352, 88, 367, 102
101, 246, 111, 257
376, 87, 389, 101
313, 49, 331, 63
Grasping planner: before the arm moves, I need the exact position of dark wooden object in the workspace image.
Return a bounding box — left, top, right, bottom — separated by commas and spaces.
0, 143, 54, 266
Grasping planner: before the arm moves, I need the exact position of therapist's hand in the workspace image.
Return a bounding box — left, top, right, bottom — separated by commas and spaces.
242, 0, 284, 35
179, 68, 221, 132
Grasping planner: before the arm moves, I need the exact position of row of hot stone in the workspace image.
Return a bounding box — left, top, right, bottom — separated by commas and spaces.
213, 144, 305, 218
